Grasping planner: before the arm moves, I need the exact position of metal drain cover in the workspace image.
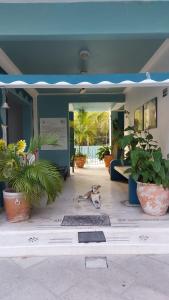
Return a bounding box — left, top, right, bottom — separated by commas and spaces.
85, 257, 108, 269
78, 231, 106, 243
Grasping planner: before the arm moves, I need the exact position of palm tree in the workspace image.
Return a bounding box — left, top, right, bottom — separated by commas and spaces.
74, 109, 96, 152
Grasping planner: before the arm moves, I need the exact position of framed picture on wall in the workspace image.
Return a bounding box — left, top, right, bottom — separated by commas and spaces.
144, 97, 157, 130
134, 106, 144, 131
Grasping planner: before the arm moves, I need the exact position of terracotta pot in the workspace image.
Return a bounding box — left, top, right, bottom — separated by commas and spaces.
137, 182, 169, 216
103, 155, 113, 168
3, 190, 31, 222
75, 156, 86, 168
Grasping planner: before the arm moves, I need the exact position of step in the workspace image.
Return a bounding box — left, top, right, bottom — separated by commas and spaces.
1, 227, 169, 257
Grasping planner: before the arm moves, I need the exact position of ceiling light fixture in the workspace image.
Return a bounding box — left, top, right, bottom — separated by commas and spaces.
79, 50, 90, 60
1, 88, 10, 109
80, 88, 86, 94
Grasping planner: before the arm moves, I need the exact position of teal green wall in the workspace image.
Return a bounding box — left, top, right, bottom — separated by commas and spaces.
0, 2, 169, 39
0, 89, 33, 144
8, 89, 33, 145
38, 95, 69, 166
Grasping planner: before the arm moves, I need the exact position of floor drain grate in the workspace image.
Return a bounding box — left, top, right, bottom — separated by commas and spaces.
85, 257, 108, 269
78, 231, 106, 243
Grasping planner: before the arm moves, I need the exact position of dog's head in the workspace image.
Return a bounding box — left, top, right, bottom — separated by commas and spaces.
92, 185, 101, 193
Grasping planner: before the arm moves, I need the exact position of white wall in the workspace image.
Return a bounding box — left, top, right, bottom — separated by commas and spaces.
125, 40, 169, 158
125, 86, 169, 157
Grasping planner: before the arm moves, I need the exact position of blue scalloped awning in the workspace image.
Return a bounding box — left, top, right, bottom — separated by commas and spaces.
0, 73, 169, 88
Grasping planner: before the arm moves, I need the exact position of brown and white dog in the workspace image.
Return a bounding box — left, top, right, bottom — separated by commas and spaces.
77, 185, 101, 209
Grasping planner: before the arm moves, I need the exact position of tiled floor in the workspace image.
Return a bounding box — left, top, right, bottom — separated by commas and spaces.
1, 165, 169, 230
1, 254, 169, 300
1, 166, 169, 299
1, 166, 169, 256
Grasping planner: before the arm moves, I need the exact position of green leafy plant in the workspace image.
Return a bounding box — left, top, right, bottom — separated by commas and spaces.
118, 126, 158, 162
96, 145, 112, 161
0, 138, 62, 205
124, 130, 169, 188
28, 135, 58, 154
74, 151, 87, 158
111, 118, 123, 157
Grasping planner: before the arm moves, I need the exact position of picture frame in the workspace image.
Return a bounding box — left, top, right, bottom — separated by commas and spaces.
134, 106, 144, 131
144, 97, 157, 130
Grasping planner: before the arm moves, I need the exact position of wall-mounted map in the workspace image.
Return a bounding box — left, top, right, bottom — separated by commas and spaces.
40, 118, 67, 150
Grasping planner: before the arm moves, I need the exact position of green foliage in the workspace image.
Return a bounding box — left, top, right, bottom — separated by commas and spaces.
74, 151, 87, 158
0, 139, 62, 205
28, 135, 58, 154
74, 109, 109, 147
111, 118, 124, 156
118, 126, 158, 161
122, 128, 169, 188
73, 109, 94, 153
96, 146, 111, 161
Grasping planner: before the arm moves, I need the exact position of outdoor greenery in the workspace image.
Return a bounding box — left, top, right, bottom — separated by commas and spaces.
0, 138, 62, 205
74, 109, 109, 149
111, 118, 123, 157
119, 126, 169, 188
118, 125, 149, 161
96, 145, 112, 161
28, 135, 58, 154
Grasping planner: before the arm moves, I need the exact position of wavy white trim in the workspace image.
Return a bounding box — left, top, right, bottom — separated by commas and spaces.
0, 79, 169, 88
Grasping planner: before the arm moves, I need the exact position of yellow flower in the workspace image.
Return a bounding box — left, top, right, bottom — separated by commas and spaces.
0, 139, 6, 151
16, 140, 26, 154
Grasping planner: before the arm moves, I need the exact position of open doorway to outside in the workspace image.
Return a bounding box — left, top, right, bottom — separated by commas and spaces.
69, 102, 124, 170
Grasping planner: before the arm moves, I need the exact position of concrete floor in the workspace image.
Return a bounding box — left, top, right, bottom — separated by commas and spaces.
1, 254, 169, 300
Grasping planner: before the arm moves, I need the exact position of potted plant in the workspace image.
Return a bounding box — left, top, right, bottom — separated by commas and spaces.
74, 109, 94, 168
96, 145, 113, 167
0, 138, 62, 222
126, 131, 169, 216
74, 151, 87, 168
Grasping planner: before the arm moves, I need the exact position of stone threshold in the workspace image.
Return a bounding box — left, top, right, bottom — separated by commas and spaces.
1, 226, 169, 257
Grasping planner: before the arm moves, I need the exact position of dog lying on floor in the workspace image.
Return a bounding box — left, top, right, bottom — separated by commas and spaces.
76, 185, 101, 209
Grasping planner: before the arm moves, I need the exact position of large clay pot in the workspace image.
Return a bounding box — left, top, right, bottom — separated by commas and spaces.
103, 155, 113, 168
3, 190, 31, 222
137, 182, 169, 216
75, 156, 86, 168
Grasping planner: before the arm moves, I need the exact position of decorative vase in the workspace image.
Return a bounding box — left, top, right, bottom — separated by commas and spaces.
103, 155, 113, 168
137, 182, 169, 216
75, 156, 86, 168
3, 189, 31, 222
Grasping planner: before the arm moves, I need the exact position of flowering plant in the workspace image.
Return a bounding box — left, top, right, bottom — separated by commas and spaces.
0, 138, 62, 205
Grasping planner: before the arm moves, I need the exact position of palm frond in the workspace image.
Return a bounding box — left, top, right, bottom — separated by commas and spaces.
28, 136, 58, 154
11, 160, 62, 205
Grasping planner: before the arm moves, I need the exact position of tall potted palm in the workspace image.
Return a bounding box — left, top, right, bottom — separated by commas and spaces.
0, 138, 62, 222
